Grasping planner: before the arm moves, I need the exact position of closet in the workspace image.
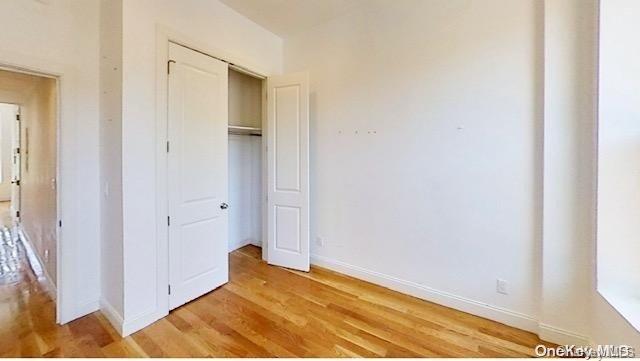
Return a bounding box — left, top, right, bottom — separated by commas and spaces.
227, 68, 264, 253
165, 42, 310, 312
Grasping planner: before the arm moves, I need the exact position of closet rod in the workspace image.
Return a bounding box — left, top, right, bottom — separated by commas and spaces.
229, 63, 266, 80
229, 132, 262, 137
228, 125, 262, 136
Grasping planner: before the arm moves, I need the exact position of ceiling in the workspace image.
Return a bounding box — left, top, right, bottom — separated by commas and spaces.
220, 0, 368, 38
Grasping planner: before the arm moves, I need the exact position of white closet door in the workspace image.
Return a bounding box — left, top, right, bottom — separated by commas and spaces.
168, 43, 229, 309
266, 72, 310, 271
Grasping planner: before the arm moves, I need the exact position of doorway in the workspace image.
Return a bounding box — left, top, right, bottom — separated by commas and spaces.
0, 69, 58, 302
161, 41, 310, 313
0, 103, 18, 227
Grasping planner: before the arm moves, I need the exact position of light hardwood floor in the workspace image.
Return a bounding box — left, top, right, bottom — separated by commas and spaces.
0, 244, 553, 357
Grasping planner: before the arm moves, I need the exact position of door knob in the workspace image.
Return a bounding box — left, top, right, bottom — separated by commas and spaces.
220, 203, 229, 210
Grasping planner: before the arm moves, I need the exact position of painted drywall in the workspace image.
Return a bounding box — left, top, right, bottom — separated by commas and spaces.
0, 104, 15, 201
117, 0, 282, 331
20, 76, 58, 286
592, 0, 640, 348
229, 70, 262, 128
229, 134, 262, 251
597, 0, 640, 294
541, 0, 595, 342
0, 0, 101, 322
99, 0, 124, 321
283, 0, 640, 345
286, 0, 542, 323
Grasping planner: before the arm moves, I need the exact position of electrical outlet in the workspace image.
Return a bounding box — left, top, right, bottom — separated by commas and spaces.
496, 279, 508, 295
44, 249, 49, 263
316, 236, 325, 247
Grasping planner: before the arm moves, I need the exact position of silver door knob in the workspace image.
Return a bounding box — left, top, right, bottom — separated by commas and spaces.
220, 203, 229, 210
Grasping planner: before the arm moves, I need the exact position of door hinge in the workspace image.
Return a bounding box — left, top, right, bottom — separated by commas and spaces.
167, 216, 170, 226
16, 211, 20, 218
166, 141, 170, 153
15, 147, 20, 154
58, 220, 62, 227
16, 114, 20, 121
167, 60, 176, 74
168, 285, 171, 295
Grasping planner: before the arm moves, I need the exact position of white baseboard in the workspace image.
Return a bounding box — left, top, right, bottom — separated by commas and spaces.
229, 239, 253, 252
250, 240, 262, 247
229, 238, 261, 252
538, 323, 590, 346
121, 310, 166, 337
311, 253, 589, 345
311, 254, 538, 332
101, 298, 166, 337
100, 298, 124, 335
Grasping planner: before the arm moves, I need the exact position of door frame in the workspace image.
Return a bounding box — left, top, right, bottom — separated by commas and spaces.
10, 104, 21, 222
0, 64, 63, 322
155, 26, 271, 319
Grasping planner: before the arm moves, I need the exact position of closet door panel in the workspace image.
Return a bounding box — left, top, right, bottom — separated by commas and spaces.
266, 72, 309, 271
167, 42, 229, 309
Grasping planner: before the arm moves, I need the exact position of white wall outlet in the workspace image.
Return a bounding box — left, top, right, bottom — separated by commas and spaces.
316, 236, 325, 247
496, 279, 508, 295
44, 249, 49, 263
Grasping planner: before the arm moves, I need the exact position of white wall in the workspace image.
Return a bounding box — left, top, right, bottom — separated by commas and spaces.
20, 76, 58, 287
0, 0, 101, 323
591, 0, 640, 348
229, 69, 263, 128
117, 0, 282, 333
541, 0, 595, 343
99, 0, 124, 321
0, 104, 15, 201
229, 134, 262, 251
597, 0, 640, 293
285, 0, 542, 327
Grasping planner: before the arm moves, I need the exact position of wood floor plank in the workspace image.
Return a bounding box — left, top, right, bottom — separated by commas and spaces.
0, 242, 555, 357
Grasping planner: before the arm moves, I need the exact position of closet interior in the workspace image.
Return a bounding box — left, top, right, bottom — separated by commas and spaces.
228, 68, 264, 252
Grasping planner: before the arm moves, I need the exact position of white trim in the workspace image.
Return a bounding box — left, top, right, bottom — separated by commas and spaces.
100, 298, 124, 335
101, 297, 165, 337
18, 227, 56, 301
0, 53, 83, 325
251, 240, 262, 248
122, 310, 165, 337
311, 254, 538, 332
311, 253, 590, 345
538, 323, 591, 346
229, 239, 255, 253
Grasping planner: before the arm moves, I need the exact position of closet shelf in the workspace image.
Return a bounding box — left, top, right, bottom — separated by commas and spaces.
228, 125, 262, 136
